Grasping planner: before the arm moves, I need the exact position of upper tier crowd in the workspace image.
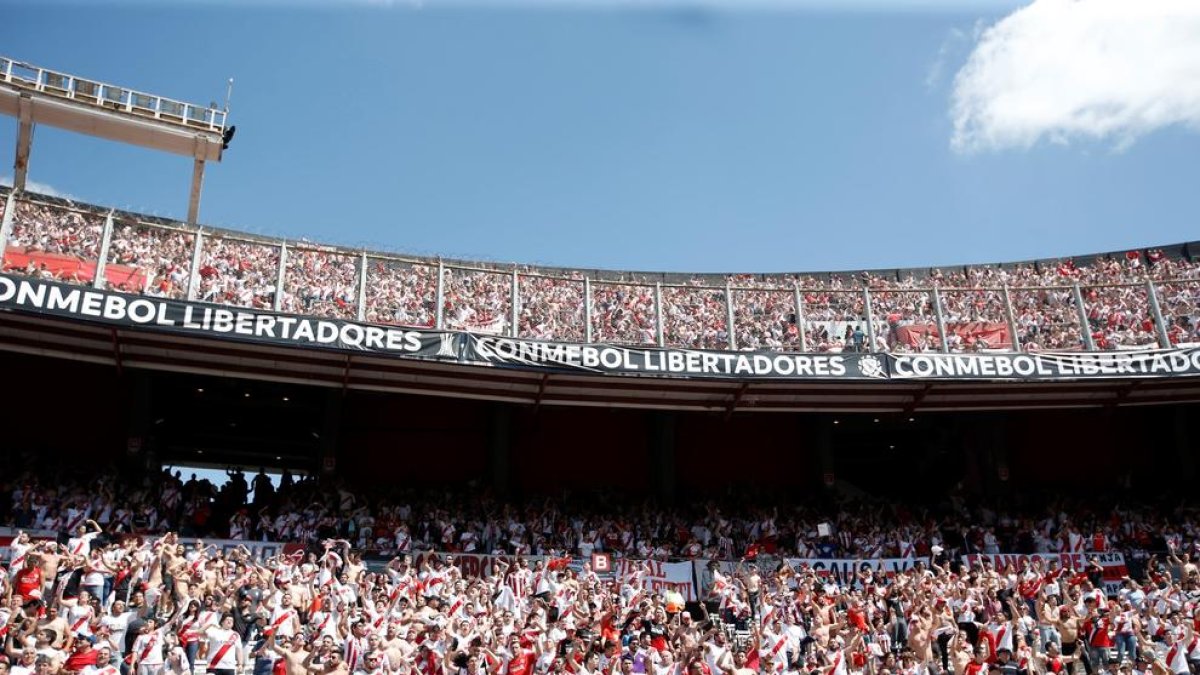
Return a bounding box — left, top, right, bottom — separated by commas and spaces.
2, 197, 1199, 353
3, 467, 1200, 675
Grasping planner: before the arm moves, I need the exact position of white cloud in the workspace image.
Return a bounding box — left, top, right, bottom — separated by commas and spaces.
0, 175, 74, 200
950, 0, 1200, 153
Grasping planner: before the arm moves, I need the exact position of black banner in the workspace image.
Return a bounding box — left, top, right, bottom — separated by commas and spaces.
3, 274, 1200, 382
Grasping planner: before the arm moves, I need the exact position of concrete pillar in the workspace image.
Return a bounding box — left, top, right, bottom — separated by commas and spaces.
320, 389, 343, 478
649, 412, 676, 504
488, 404, 512, 498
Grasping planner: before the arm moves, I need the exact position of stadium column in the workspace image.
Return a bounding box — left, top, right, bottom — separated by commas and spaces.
320, 388, 343, 479
12, 93, 33, 192
357, 252, 368, 321
648, 412, 676, 504
187, 158, 205, 225
487, 404, 512, 499
274, 242, 287, 312
0, 190, 15, 253
795, 282, 808, 353
93, 212, 114, 289
1073, 283, 1096, 350
1173, 407, 1196, 482
1002, 285, 1020, 352
126, 371, 154, 478
862, 286, 876, 353
655, 283, 666, 347
932, 286, 949, 353
816, 420, 833, 489
584, 277, 593, 343
725, 281, 736, 350
187, 231, 205, 301
1146, 280, 1172, 348
436, 261, 446, 330
510, 269, 520, 338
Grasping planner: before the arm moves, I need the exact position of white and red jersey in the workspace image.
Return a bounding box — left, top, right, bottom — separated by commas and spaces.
268, 606, 298, 638
204, 627, 242, 671
344, 636, 369, 673
762, 630, 791, 672
395, 529, 412, 553
133, 628, 166, 666
509, 569, 532, 600
67, 603, 95, 636
825, 650, 847, 675
1166, 640, 1191, 675
84, 664, 121, 675
8, 540, 30, 577
989, 623, 1014, 653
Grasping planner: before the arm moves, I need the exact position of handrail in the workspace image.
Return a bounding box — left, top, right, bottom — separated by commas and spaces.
0, 55, 226, 134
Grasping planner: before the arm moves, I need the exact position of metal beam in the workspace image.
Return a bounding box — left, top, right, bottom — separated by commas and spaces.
92, 211, 114, 289
795, 282, 808, 353
435, 261, 445, 330
932, 286, 949, 353
725, 281, 736, 350
0, 190, 15, 254
655, 282, 665, 347
274, 242, 286, 312
1002, 285, 1020, 352
13, 94, 33, 192
186, 230, 204, 301
357, 251, 368, 321
1146, 280, 1171, 348
187, 158, 205, 225
1073, 283, 1095, 350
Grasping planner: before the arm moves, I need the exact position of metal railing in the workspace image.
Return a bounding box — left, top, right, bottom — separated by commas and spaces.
1, 191, 1197, 355
0, 55, 227, 134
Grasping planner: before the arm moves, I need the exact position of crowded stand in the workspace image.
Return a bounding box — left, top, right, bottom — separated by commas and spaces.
3, 465, 1200, 675
280, 249, 359, 320
517, 273, 586, 343
1, 190, 1198, 352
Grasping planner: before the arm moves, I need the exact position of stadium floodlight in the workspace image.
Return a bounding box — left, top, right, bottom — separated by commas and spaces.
0, 55, 232, 225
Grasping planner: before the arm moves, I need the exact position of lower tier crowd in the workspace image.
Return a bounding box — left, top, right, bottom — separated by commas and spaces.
2, 466, 1200, 675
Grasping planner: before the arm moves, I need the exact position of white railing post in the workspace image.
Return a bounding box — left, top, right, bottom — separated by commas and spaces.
1002, 285, 1020, 352
794, 282, 808, 353
932, 286, 949, 353
357, 251, 368, 322
0, 190, 15, 255
862, 286, 876, 353
93, 211, 114, 289
510, 269, 520, 338
274, 242, 287, 312
1146, 280, 1172, 348
435, 261, 446, 330
584, 277, 593, 343
1073, 283, 1095, 350
725, 281, 736, 350
187, 230, 204, 301
655, 282, 665, 347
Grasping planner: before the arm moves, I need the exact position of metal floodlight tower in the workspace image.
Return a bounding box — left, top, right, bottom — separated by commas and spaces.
0, 55, 232, 225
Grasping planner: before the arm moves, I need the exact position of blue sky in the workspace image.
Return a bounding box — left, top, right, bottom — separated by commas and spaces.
3, 0, 1198, 274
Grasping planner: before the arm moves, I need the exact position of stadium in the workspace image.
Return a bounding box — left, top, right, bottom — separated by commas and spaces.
1, 23, 1200, 675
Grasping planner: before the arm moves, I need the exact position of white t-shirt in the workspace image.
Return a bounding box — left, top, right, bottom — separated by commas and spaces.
133, 628, 166, 666
205, 627, 242, 671
101, 612, 135, 653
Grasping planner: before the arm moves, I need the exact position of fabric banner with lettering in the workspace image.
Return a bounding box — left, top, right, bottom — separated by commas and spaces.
960, 551, 1128, 596
695, 557, 927, 597
4, 273, 1200, 381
